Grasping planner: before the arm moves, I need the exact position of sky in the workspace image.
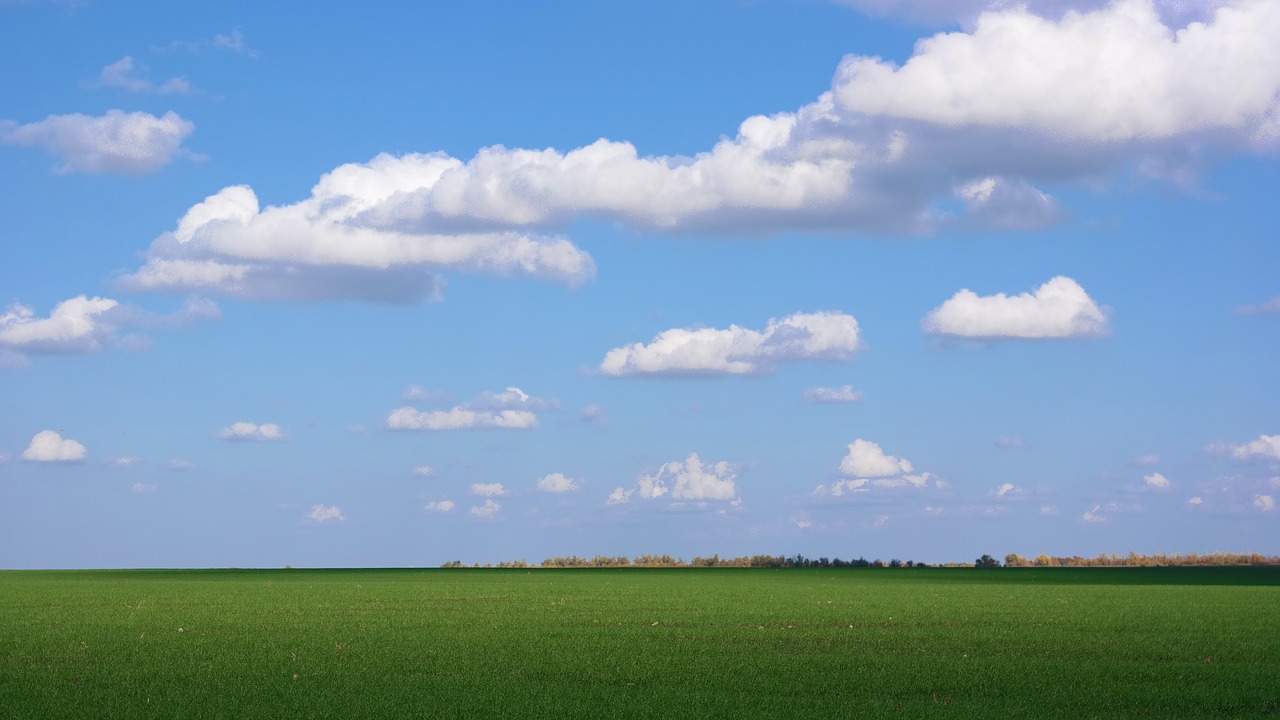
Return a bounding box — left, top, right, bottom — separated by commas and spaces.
1, 0, 1277, 569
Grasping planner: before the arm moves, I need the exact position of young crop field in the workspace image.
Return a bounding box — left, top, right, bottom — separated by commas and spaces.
1, 567, 1277, 719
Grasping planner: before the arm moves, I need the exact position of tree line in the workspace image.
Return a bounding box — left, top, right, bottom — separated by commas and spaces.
440, 551, 1278, 569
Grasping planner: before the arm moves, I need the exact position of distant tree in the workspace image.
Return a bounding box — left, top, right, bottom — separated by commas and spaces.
975, 554, 1001, 568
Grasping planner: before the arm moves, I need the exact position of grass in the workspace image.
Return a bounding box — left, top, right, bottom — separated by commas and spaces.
1, 567, 1277, 718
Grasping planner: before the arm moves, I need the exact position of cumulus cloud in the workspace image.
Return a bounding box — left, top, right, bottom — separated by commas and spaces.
469, 483, 506, 497
601, 311, 861, 376
1, 296, 121, 355
306, 504, 345, 523
1254, 494, 1276, 511
424, 500, 455, 513
216, 422, 284, 442
922, 277, 1108, 339
1231, 434, 1280, 461
609, 453, 740, 505
21, 430, 87, 463
834, 0, 1280, 144
98, 56, 190, 94
470, 499, 501, 518
804, 385, 864, 403
1143, 472, 1172, 490
817, 440, 945, 496
536, 473, 580, 493
386, 387, 543, 431
1, 110, 196, 174
108, 1, 1279, 306
840, 439, 913, 477
1236, 296, 1280, 315
116, 174, 595, 303
0, 294, 217, 365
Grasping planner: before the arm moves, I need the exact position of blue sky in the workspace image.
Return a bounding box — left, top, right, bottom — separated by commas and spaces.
1, 0, 1277, 569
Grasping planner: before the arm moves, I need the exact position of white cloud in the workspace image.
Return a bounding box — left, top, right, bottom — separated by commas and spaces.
833, 0, 1280, 143
469, 483, 506, 497
424, 500, 455, 513
387, 387, 543, 430
165, 458, 196, 471
1188, 496, 1203, 506
469, 499, 501, 518
536, 473, 580, 493
21, 430, 87, 463
1081, 504, 1107, 523
995, 435, 1026, 448
386, 407, 538, 431
840, 439, 912, 477
104, 1, 1280, 307
993, 482, 1017, 497
99, 56, 190, 94
1, 296, 120, 354
1143, 472, 1172, 490
117, 176, 595, 303
307, 504, 345, 523
130, 482, 159, 495
1253, 494, 1275, 511
216, 422, 285, 442
107, 456, 140, 467
613, 453, 739, 503
411, 465, 436, 478
0, 295, 217, 365
922, 277, 1108, 339
1040, 504, 1061, 516
1231, 434, 1280, 461
804, 385, 864, 403
0, 453, 10, 464
601, 311, 861, 376
1236, 296, 1280, 315
1, 110, 196, 174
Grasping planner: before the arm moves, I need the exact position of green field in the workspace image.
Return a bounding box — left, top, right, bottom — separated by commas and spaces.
2, 567, 1277, 719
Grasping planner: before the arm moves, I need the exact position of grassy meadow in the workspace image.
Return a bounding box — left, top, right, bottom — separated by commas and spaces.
1, 567, 1277, 719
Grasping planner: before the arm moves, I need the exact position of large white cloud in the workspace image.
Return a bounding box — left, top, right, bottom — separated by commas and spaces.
117, 169, 596, 303
22, 430, 87, 463
108, 1, 1280, 304
600, 311, 861, 376
922, 276, 1108, 339
0, 110, 195, 174
834, 0, 1280, 143
608, 453, 740, 504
